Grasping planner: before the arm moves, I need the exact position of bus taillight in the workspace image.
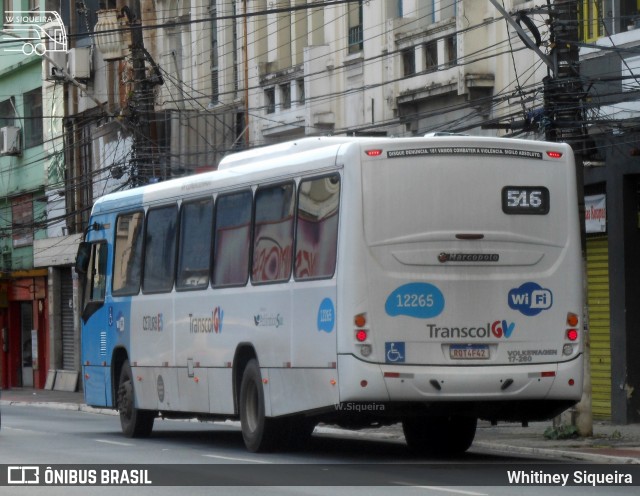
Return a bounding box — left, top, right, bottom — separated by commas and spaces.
566, 313, 579, 326
354, 313, 371, 355
365, 149, 383, 157
547, 151, 563, 159
563, 313, 579, 355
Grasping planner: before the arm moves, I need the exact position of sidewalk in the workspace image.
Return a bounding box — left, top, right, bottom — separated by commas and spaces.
2, 387, 640, 463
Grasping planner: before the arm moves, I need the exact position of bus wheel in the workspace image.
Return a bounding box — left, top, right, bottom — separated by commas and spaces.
402, 415, 477, 456
239, 359, 282, 452
117, 360, 155, 438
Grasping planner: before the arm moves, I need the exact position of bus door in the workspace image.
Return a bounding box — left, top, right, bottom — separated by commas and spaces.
77, 240, 110, 406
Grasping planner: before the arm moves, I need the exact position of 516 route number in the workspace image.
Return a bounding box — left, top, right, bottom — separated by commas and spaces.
502, 186, 549, 215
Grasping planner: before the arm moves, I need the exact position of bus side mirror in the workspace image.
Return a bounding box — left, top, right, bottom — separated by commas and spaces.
76, 242, 91, 275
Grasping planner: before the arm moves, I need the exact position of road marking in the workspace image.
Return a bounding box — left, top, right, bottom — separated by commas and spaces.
95, 439, 135, 447
202, 454, 272, 464
413, 487, 488, 496
394, 483, 488, 496
1, 427, 43, 434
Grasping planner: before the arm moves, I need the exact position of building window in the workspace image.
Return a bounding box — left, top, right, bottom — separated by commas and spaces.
296, 78, 305, 104
280, 83, 291, 109
12, 194, 33, 248
348, 0, 363, 53
445, 35, 457, 67
23, 88, 43, 148
441, 0, 456, 19
580, 1, 605, 41
0, 98, 15, 128
265, 87, 275, 114
402, 48, 415, 76
425, 41, 438, 70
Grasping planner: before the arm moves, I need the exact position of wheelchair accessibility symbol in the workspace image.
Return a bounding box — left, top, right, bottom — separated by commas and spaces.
385, 342, 405, 363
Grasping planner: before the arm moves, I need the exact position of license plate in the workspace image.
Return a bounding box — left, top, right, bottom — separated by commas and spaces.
450, 344, 490, 359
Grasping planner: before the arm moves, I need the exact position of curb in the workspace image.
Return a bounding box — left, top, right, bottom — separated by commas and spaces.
1, 400, 116, 416
473, 441, 640, 464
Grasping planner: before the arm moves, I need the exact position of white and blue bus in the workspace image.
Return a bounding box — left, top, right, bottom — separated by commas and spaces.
76, 136, 584, 454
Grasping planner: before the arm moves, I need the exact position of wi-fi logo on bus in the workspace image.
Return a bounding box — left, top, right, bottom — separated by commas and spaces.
2, 11, 67, 56
508, 282, 553, 317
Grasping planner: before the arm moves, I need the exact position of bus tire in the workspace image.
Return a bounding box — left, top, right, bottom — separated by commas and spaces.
239, 359, 282, 452
117, 360, 155, 438
402, 415, 477, 456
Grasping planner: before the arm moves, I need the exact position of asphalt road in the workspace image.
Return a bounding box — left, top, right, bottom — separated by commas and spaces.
0, 405, 638, 496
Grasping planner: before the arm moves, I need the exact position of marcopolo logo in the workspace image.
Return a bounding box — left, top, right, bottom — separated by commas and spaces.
508, 282, 553, 316
2, 11, 67, 56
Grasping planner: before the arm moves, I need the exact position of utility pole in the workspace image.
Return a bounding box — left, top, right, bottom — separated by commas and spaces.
490, 0, 592, 436
546, 0, 592, 438
121, 6, 163, 185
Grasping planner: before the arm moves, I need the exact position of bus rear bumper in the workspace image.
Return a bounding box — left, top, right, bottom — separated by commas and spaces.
338, 354, 583, 403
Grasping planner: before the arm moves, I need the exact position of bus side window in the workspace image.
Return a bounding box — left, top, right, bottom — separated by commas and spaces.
143, 205, 178, 293
177, 198, 214, 290
252, 183, 295, 283
213, 191, 252, 287
112, 212, 144, 296
81, 242, 108, 322
295, 174, 340, 280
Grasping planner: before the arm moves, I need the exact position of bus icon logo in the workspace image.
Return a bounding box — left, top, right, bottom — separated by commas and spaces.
508, 282, 553, 316
2, 11, 67, 56
8, 466, 40, 484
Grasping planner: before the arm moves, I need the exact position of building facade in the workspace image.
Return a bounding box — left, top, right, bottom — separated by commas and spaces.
579, 0, 640, 424
0, 0, 51, 390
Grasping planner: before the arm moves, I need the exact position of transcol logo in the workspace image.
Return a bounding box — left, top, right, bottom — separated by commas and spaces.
2, 11, 67, 55
508, 282, 553, 316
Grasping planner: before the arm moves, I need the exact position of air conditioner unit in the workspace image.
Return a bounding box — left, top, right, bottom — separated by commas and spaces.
44, 50, 67, 81
68, 47, 92, 80
0, 126, 21, 156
